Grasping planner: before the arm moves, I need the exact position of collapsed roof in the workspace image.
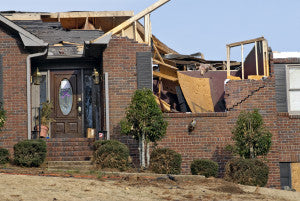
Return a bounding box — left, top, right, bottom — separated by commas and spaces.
0, 0, 270, 114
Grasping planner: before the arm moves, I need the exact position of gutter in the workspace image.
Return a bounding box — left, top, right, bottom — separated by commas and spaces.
26, 48, 48, 140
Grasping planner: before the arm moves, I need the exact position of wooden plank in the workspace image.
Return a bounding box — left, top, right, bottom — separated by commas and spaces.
227, 36, 265, 48
262, 40, 269, 77
154, 95, 171, 112
153, 43, 164, 63
227, 46, 231, 78
153, 71, 178, 82
255, 41, 259, 75
134, 21, 138, 41
144, 14, 150, 44
91, 0, 170, 43
241, 44, 244, 80
153, 59, 177, 70
41, 11, 134, 19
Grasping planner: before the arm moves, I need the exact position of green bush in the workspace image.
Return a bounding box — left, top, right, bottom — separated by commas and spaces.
225, 158, 269, 187
14, 139, 47, 167
0, 148, 9, 164
149, 148, 182, 174
190, 159, 219, 177
93, 140, 130, 171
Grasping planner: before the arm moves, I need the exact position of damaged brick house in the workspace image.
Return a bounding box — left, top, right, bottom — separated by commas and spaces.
0, 0, 299, 190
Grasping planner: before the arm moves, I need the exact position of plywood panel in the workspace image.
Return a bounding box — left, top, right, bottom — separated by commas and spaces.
177, 72, 214, 113
291, 163, 300, 191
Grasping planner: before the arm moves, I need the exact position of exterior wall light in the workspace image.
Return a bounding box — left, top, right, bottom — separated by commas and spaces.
92, 68, 100, 84
188, 119, 196, 132
32, 68, 42, 85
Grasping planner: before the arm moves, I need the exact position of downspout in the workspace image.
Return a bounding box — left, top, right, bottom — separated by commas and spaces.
105, 72, 110, 140
26, 48, 48, 139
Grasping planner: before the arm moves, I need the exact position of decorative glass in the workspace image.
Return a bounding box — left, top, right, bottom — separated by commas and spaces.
59, 79, 73, 115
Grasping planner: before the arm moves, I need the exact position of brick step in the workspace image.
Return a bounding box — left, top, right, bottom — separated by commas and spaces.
48, 161, 93, 171
46, 138, 95, 162
47, 156, 92, 161
47, 146, 93, 152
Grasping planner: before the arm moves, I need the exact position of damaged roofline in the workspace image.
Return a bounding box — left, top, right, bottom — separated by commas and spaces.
0, 14, 47, 47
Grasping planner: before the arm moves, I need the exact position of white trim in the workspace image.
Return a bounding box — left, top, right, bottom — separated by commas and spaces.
286, 64, 300, 115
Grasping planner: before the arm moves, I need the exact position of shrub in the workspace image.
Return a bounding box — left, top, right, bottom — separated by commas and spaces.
0, 148, 9, 164
14, 139, 47, 167
93, 140, 130, 171
229, 110, 272, 159
0, 102, 6, 130
190, 159, 219, 177
120, 89, 168, 168
149, 148, 182, 174
225, 158, 269, 187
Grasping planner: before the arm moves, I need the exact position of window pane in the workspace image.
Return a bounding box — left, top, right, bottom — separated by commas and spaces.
59, 79, 73, 115
289, 67, 300, 89
290, 91, 300, 111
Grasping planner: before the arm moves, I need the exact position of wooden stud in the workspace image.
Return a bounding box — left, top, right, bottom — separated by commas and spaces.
227, 46, 231, 78
121, 29, 125, 37
134, 21, 138, 41
241, 44, 244, 80
144, 14, 150, 44
158, 77, 162, 98
255, 41, 259, 76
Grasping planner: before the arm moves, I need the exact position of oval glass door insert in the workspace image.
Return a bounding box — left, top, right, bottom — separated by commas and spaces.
59, 79, 73, 115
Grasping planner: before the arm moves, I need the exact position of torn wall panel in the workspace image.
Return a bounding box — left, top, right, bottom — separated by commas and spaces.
177, 72, 214, 113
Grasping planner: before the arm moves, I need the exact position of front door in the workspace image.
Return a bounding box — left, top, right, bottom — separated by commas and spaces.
50, 70, 82, 138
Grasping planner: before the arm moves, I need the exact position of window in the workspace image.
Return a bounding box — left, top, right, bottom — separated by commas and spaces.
286, 65, 300, 114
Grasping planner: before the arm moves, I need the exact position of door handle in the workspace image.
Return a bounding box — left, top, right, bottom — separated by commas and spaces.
77, 97, 82, 116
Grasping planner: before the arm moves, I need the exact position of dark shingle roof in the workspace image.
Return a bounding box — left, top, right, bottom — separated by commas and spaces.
13, 20, 104, 45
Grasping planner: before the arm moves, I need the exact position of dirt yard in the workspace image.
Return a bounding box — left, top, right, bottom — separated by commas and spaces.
0, 170, 299, 201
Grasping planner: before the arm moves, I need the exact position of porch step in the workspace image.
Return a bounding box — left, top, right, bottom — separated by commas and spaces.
48, 161, 93, 171
46, 138, 94, 161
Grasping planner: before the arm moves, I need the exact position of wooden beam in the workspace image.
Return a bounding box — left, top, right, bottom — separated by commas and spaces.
153, 43, 164, 63
153, 59, 177, 70
227, 46, 231, 78
134, 21, 138, 41
255, 41, 259, 76
144, 14, 150, 44
153, 71, 178, 82
91, 0, 170, 43
227, 36, 265, 48
241, 44, 244, 80
41, 11, 134, 19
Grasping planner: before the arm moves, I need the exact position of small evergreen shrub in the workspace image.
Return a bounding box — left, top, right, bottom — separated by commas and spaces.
93, 140, 130, 171
14, 139, 47, 167
149, 148, 182, 174
225, 158, 269, 187
0, 148, 9, 164
190, 159, 219, 177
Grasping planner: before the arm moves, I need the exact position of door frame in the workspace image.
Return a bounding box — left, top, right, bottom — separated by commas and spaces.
50, 69, 84, 138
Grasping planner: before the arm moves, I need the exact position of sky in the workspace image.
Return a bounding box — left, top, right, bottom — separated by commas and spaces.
1, 0, 300, 60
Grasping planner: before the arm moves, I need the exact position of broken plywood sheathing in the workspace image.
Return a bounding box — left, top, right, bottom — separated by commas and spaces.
177, 72, 214, 113
226, 36, 269, 80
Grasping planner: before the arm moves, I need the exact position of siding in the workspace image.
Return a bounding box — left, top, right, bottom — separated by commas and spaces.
136, 52, 152, 90
274, 64, 288, 112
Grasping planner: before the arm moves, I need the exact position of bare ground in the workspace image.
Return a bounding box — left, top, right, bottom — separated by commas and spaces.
0, 167, 299, 201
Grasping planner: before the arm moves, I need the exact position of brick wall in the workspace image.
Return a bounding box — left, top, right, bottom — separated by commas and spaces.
155, 57, 290, 188
0, 26, 29, 152
102, 37, 151, 161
